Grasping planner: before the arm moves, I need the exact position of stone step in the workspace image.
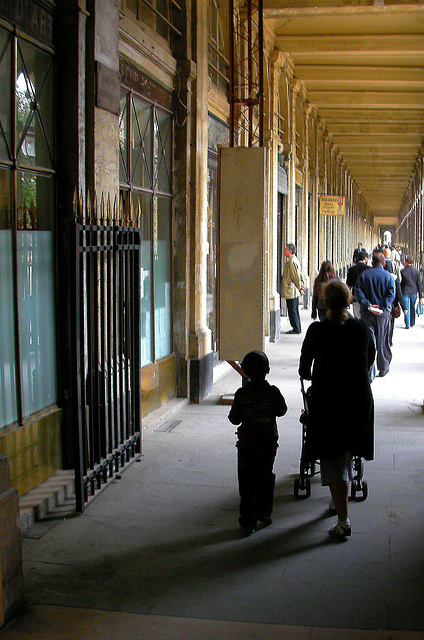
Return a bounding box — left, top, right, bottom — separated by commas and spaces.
19, 470, 75, 534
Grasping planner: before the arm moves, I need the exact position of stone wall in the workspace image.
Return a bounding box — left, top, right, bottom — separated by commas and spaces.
0, 455, 24, 626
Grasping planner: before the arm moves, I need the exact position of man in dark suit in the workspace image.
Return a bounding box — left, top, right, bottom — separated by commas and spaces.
352, 242, 364, 264
346, 251, 370, 318
355, 254, 395, 378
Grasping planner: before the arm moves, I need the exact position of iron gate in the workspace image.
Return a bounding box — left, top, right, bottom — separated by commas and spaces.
73, 193, 141, 512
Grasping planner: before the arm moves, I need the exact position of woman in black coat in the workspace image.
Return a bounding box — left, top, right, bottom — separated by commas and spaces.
299, 280, 375, 538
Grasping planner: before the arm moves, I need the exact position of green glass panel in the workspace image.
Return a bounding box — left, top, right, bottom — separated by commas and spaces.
131, 97, 152, 189
154, 196, 172, 359
154, 109, 172, 194
17, 171, 54, 231
133, 192, 153, 366
16, 172, 56, 417
16, 39, 54, 169
0, 168, 17, 427
0, 27, 12, 162
119, 94, 128, 184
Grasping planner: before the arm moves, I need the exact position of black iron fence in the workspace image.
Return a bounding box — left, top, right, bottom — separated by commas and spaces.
73, 191, 141, 511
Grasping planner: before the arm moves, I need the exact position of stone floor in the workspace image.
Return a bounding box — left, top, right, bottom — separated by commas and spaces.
3, 309, 424, 640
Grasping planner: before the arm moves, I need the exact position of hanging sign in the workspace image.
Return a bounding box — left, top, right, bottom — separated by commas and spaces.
319, 195, 346, 216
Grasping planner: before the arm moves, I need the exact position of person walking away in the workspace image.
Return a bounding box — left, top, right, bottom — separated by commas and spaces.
311, 261, 337, 321
400, 255, 424, 329
346, 251, 370, 319
389, 277, 407, 347
228, 350, 287, 535
354, 254, 395, 379
281, 243, 305, 334
299, 281, 375, 539
382, 246, 394, 274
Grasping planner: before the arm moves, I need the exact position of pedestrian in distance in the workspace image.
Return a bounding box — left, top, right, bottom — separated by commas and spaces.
352, 242, 364, 264
299, 281, 375, 539
400, 255, 424, 329
346, 250, 370, 319
281, 243, 305, 334
228, 350, 288, 536
311, 260, 338, 321
354, 253, 395, 379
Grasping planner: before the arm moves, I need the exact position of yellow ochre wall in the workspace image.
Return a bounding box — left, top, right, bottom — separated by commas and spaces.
0, 408, 62, 497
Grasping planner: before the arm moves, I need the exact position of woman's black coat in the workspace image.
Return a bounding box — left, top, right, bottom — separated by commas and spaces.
298, 317, 375, 462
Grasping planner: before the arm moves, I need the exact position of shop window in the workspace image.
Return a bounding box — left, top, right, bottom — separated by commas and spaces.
121, 0, 182, 46
120, 90, 173, 366
208, 0, 229, 93
0, 25, 56, 428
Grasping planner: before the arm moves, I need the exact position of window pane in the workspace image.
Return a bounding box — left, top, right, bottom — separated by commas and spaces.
132, 97, 152, 189
119, 94, 128, 184
135, 192, 152, 365
0, 169, 17, 427
156, 0, 169, 41
154, 196, 172, 359
154, 108, 172, 193
0, 27, 12, 162
17, 171, 54, 230
207, 164, 218, 352
17, 173, 57, 417
16, 39, 54, 170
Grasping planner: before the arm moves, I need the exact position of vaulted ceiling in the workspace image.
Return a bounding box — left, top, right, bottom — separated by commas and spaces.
263, 0, 424, 231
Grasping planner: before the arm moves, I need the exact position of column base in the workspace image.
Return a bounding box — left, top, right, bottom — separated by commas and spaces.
269, 308, 281, 342
189, 352, 214, 403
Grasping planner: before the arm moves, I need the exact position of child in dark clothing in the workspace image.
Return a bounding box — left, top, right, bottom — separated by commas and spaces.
228, 350, 288, 535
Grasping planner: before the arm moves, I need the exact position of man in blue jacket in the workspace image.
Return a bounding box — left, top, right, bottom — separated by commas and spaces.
354, 253, 395, 378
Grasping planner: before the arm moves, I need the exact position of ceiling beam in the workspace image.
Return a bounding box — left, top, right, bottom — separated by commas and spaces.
307, 91, 424, 108
328, 123, 424, 135
274, 34, 424, 54
318, 108, 424, 121
264, 1, 424, 18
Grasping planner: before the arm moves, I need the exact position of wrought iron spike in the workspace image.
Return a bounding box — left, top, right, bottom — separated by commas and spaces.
73, 187, 78, 222
93, 190, 99, 224
115, 195, 120, 223
78, 188, 85, 224
86, 189, 92, 224
135, 198, 141, 226
100, 192, 105, 225
108, 194, 113, 225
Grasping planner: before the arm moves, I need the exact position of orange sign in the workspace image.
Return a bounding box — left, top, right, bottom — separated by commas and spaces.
319, 195, 346, 216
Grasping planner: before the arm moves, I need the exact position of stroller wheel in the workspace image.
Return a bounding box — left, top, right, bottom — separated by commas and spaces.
351, 478, 368, 501
294, 476, 311, 499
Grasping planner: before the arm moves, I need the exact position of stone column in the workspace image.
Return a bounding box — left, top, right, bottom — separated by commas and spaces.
0, 455, 24, 625
187, 0, 212, 402
173, 59, 196, 398
85, 0, 120, 196
267, 50, 285, 341
55, 0, 88, 468
287, 79, 302, 243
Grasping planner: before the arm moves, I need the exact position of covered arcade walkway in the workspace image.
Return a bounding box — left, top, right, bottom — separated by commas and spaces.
3, 309, 424, 640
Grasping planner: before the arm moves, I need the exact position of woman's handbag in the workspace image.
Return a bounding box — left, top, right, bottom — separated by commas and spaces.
391, 303, 402, 319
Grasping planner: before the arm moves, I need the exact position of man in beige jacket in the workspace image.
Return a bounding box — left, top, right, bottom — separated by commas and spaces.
281, 243, 305, 334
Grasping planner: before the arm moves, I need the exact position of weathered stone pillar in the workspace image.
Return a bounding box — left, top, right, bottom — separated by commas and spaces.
287, 79, 302, 243
174, 59, 196, 398
0, 455, 24, 625
267, 50, 284, 341
85, 0, 120, 196
55, 0, 88, 468
187, 0, 212, 402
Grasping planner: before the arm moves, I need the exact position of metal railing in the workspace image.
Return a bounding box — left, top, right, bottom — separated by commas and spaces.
72, 191, 142, 511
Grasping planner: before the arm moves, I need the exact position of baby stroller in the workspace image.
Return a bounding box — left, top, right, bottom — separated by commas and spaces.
294, 378, 368, 502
